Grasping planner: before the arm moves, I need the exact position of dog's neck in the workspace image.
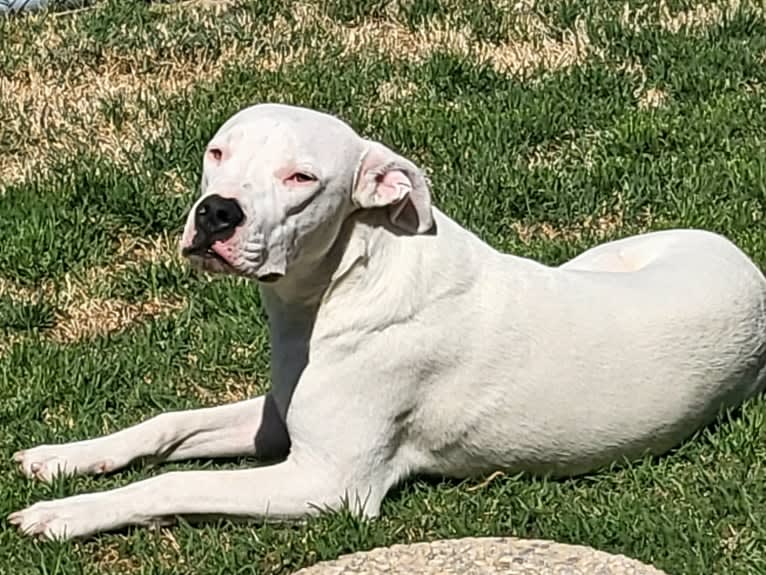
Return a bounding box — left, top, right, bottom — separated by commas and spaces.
258, 212, 368, 307
259, 208, 490, 412
261, 208, 486, 343
257, 210, 389, 410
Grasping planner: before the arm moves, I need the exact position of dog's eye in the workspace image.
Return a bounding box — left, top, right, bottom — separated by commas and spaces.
286, 172, 317, 184
207, 147, 223, 162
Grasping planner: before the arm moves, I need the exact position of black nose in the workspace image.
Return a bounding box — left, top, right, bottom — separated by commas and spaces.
195, 194, 245, 239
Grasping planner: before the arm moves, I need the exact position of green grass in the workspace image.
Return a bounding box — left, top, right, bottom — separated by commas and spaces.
2, 0, 766, 573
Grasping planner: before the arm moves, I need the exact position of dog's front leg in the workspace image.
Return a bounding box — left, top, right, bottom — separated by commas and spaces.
13, 394, 290, 482
9, 455, 374, 541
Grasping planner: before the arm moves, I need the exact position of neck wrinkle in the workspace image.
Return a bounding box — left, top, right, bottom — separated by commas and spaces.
259, 211, 376, 322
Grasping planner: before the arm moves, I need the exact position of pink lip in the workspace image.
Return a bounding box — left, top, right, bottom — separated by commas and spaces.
210, 242, 234, 265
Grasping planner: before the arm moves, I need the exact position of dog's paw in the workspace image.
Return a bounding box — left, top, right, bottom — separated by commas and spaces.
8, 496, 103, 541
13, 445, 116, 482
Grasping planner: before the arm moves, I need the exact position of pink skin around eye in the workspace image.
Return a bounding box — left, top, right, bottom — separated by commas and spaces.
208, 147, 223, 162
274, 165, 316, 187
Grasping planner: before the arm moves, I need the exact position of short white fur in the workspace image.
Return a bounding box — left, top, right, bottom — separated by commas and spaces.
9, 104, 766, 540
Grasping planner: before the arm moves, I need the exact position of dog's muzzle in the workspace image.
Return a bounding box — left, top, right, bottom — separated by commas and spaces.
181, 194, 284, 283
182, 194, 244, 257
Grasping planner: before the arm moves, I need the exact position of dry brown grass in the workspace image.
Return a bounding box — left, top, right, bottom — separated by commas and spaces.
183, 340, 267, 403
88, 541, 142, 574
54, 231, 180, 304
112, 232, 181, 269
659, 0, 761, 32
0, 2, 325, 188
525, 127, 606, 170
0, 277, 37, 301
152, 0, 240, 11
41, 404, 76, 430
0, 2, 256, 189
1, 60, 206, 188
0, 333, 25, 357
511, 200, 655, 245
1, 0, 600, 189
375, 79, 421, 106
305, 2, 596, 75
85, 528, 184, 573
618, 60, 670, 111
0, 232, 183, 348
49, 232, 183, 343
48, 295, 185, 344
512, 212, 625, 244
191, 375, 264, 405
621, 0, 763, 33
638, 87, 669, 110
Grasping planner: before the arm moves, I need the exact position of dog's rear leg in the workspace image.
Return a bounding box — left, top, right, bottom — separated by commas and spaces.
13, 394, 290, 482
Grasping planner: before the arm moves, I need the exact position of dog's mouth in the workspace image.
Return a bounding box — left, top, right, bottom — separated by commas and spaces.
182, 238, 283, 284
257, 273, 282, 284
183, 245, 229, 264
182, 245, 229, 267
182, 235, 236, 272
182, 233, 216, 258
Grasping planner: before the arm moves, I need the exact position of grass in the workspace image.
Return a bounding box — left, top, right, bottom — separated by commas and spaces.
2, 0, 766, 573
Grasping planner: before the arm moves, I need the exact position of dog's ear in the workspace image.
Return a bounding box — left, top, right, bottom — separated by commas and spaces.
352, 140, 434, 234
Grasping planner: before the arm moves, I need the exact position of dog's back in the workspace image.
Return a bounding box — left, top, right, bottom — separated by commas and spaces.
406, 227, 766, 477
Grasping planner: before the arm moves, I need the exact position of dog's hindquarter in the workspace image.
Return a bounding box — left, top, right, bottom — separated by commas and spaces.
406, 228, 766, 478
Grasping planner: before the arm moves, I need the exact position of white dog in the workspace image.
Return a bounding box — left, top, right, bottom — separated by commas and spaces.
9, 104, 766, 540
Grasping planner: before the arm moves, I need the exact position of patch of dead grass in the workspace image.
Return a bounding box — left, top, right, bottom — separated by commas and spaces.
621, 0, 763, 33
42, 404, 76, 430
511, 200, 655, 245
304, 2, 595, 75
377, 79, 421, 106
85, 528, 184, 573
619, 60, 670, 110
525, 127, 606, 170
48, 232, 184, 343
50, 231, 181, 307
2, 0, 598, 188
0, 277, 37, 301
48, 295, 185, 344
191, 375, 264, 405
637, 87, 669, 110
152, 0, 240, 12
111, 231, 181, 271
0, 232, 183, 348
659, 0, 761, 32
512, 212, 625, 244
1, 1, 325, 188
88, 541, 142, 574
0, 2, 256, 189
0, 60, 212, 188
0, 333, 25, 357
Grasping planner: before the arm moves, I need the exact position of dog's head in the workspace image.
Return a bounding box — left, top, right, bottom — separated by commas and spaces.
179, 104, 434, 285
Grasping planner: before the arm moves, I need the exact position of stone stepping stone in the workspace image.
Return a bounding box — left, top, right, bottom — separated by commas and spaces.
292, 537, 669, 575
